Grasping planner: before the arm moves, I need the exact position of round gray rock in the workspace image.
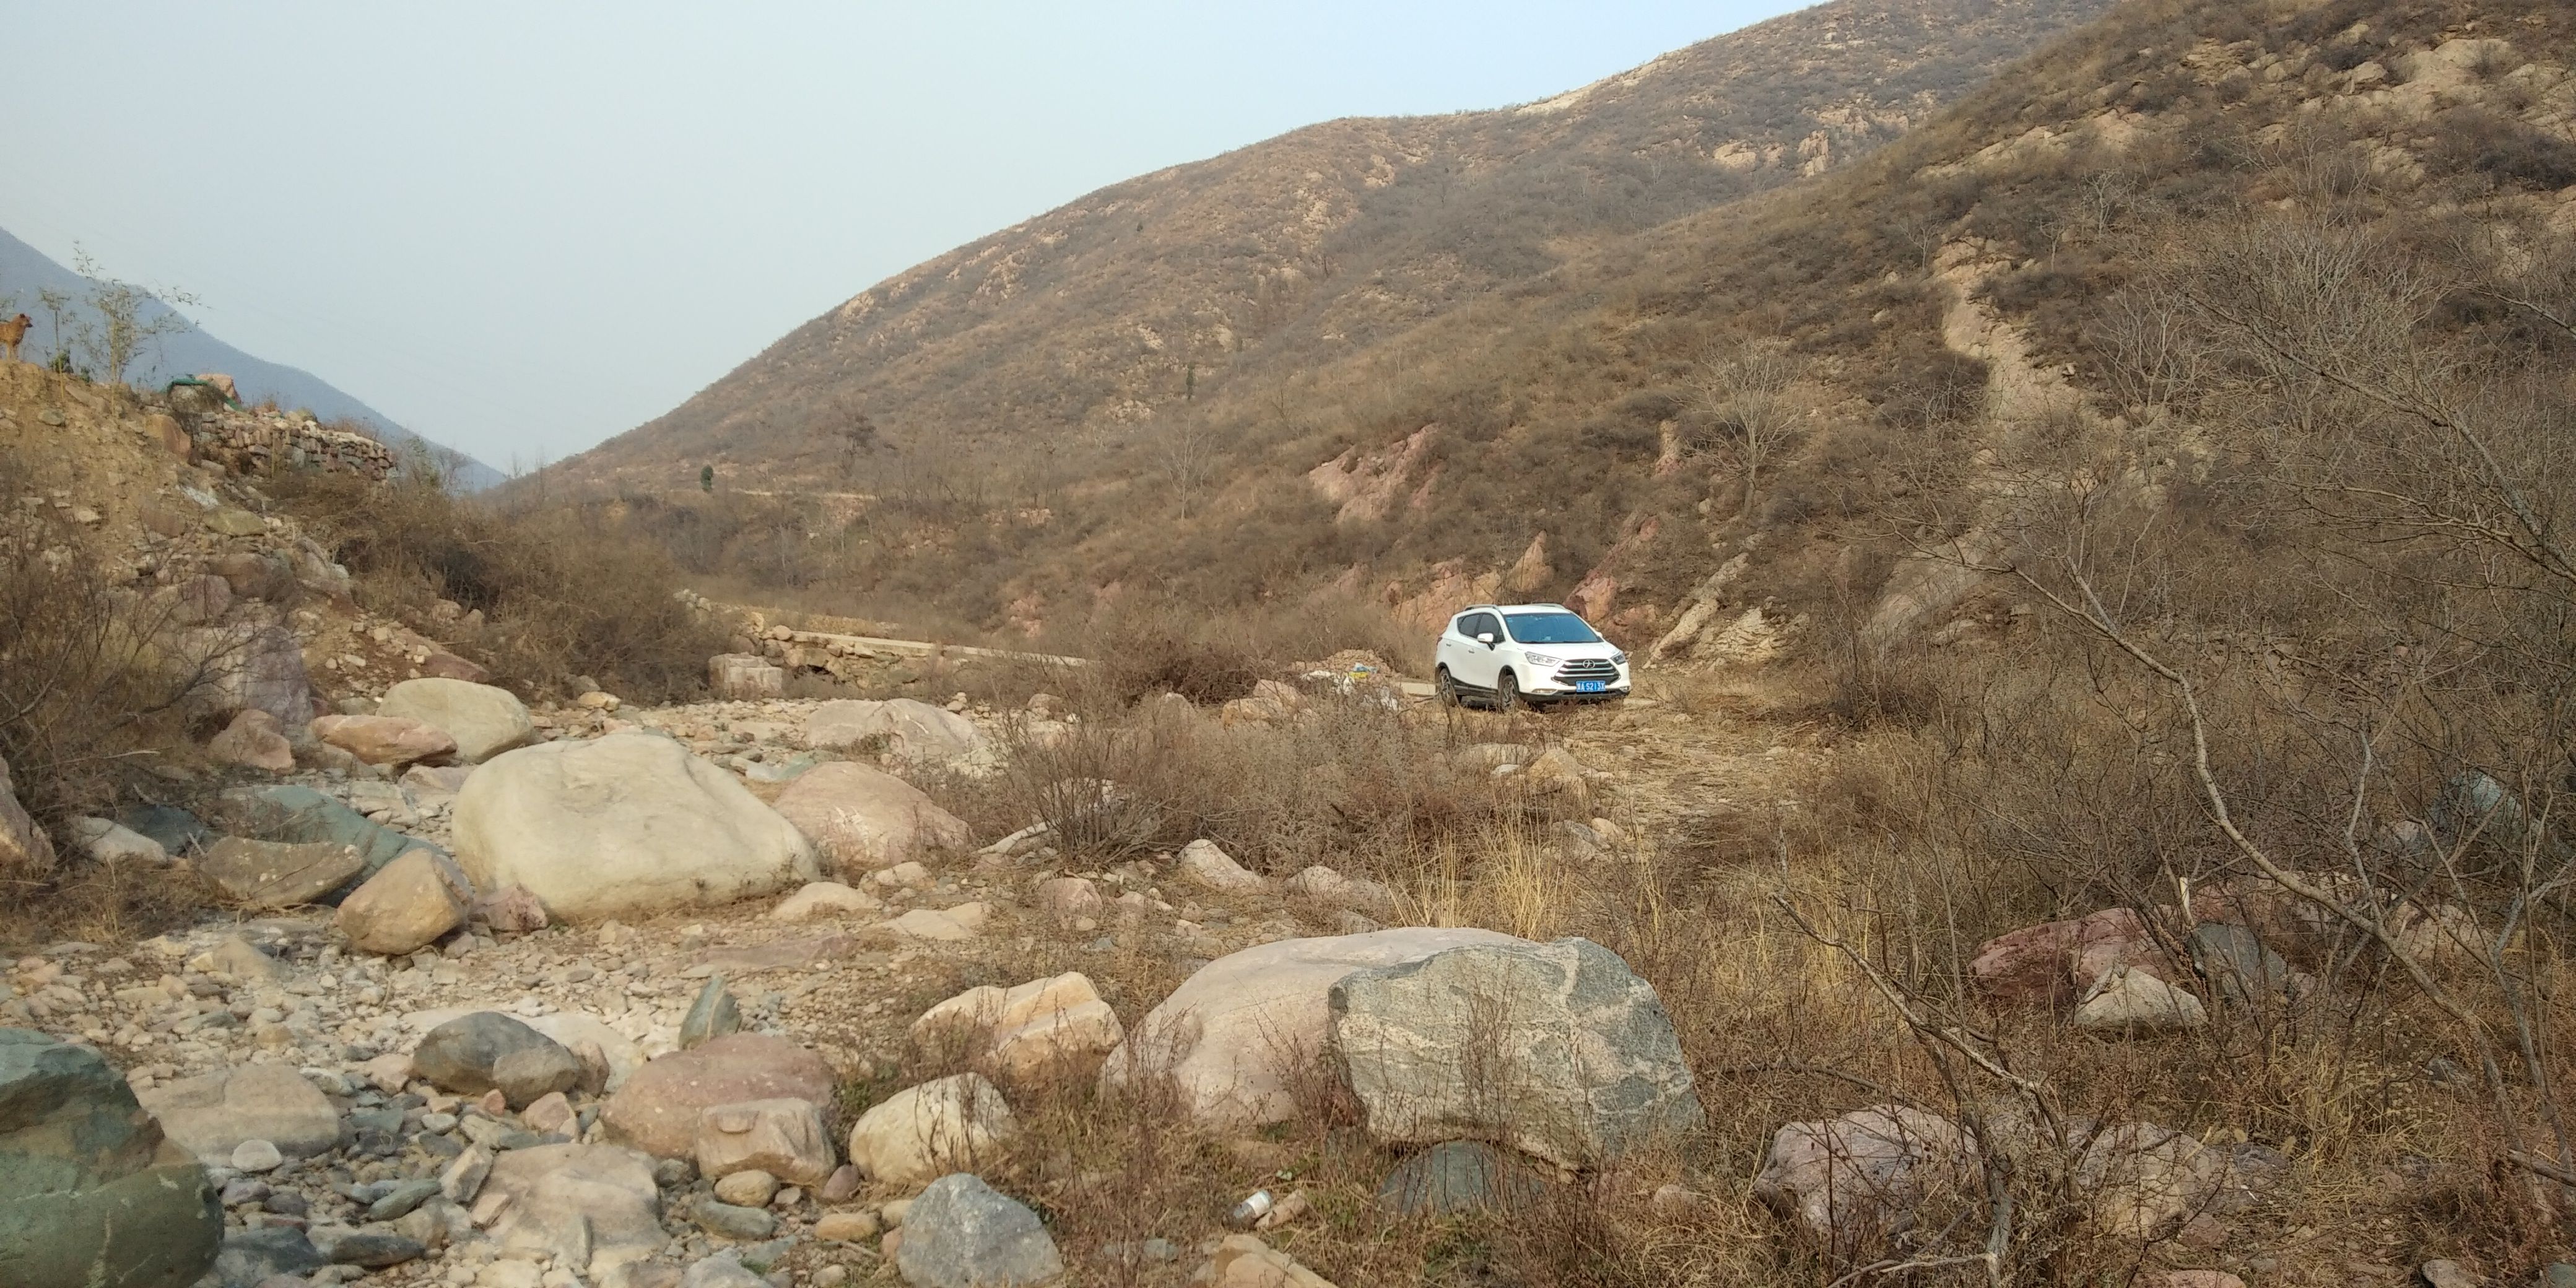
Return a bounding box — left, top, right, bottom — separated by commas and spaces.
413, 1012, 581, 1106
894, 1173, 1062, 1288
0, 1029, 222, 1288
1377, 1140, 1553, 1217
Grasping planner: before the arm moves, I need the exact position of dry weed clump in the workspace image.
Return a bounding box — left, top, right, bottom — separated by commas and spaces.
0, 466, 222, 942
269, 464, 728, 702
934, 683, 1564, 879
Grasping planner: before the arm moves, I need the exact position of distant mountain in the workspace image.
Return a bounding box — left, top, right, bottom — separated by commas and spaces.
0, 226, 503, 491
562, 0, 2117, 492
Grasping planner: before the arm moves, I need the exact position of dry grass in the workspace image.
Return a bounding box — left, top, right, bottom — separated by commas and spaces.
268, 467, 729, 702
882, 636, 2574, 1283
0, 453, 222, 947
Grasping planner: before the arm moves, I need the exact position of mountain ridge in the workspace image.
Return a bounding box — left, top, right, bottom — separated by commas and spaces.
560, 0, 2118, 491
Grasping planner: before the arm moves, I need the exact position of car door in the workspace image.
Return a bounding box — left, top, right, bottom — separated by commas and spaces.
1454, 612, 1502, 687
1437, 614, 1472, 685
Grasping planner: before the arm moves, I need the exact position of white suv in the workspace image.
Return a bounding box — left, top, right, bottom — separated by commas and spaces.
1435, 603, 1630, 710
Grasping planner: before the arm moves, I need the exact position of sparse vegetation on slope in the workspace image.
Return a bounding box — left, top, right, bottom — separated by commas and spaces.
557, 0, 2115, 498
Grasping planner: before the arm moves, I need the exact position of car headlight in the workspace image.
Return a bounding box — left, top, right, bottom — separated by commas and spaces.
1612, 652, 1628, 666
1523, 651, 1562, 668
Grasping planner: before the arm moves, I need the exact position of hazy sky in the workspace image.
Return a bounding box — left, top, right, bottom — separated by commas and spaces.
0, 2, 1802, 469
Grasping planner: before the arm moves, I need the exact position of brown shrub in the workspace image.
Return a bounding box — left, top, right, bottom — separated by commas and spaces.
270, 466, 729, 702
0, 466, 218, 942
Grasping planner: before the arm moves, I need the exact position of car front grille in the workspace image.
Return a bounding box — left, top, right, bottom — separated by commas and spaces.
1554, 658, 1619, 681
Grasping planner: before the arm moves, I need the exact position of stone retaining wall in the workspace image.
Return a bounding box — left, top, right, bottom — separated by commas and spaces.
185, 410, 398, 482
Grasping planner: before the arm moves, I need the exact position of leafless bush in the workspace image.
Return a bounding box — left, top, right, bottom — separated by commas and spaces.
0, 485, 223, 939
270, 469, 729, 701
1686, 337, 1810, 521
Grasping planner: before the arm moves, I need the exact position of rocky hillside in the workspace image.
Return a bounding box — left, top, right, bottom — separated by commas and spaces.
572, 0, 2576, 658
560, 0, 2115, 490
0, 228, 505, 490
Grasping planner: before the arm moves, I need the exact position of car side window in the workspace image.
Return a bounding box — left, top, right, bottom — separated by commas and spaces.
1468, 613, 1498, 639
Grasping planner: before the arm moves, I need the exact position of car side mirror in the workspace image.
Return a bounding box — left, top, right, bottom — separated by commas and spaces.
1476, 632, 1496, 646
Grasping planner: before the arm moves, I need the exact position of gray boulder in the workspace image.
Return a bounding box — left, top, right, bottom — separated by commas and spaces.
211, 785, 447, 891
414, 1012, 581, 1106
136, 1064, 343, 1165
1377, 1140, 1552, 1217
1329, 936, 1703, 1168
211, 1227, 325, 1288
681, 1254, 769, 1288
2188, 923, 2292, 1004
0, 1029, 222, 1288
1754, 1104, 1978, 1262
679, 976, 741, 1050
196, 838, 365, 910
305, 1224, 424, 1268
193, 624, 313, 729
894, 1173, 1063, 1288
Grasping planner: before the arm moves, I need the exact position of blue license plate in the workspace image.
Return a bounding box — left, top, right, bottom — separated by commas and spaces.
1576, 680, 1606, 694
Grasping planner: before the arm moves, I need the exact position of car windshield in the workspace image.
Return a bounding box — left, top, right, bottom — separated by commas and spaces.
1504, 612, 1601, 645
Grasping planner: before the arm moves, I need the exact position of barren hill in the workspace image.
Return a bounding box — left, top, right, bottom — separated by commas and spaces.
562, 0, 2115, 490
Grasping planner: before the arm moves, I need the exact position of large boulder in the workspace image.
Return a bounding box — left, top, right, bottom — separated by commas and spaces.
193, 624, 312, 729
893, 1173, 1062, 1288
209, 785, 446, 888
0, 1029, 222, 1288
1100, 927, 1523, 1132
334, 849, 470, 955
0, 753, 56, 876
413, 1012, 581, 1107
1178, 838, 1266, 893
308, 715, 457, 767
846, 1074, 1017, 1187
479, 1144, 664, 1279
1968, 908, 2164, 1008
1377, 1140, 1553, 1217
453, 733, 817, 923
770, 762, 970, 873
806, 698, 986, 764
695, 1099, 836, 1186
912, 973, 1123, 1087
708, 655, 785, 700
1753, 1105, 1979, 1263
206, 708, 295, 773
402, 1008, 645, 1094
2077, 1122, 2227, 1240
211, 1228, 325, 1288
2071, 967, 2206, 1035
600, 1034, 837, 1160
135, 1064, 342, 1165
375, 678, 534, 764
1328, 936, 1703, 1169
195, 838, 364, 910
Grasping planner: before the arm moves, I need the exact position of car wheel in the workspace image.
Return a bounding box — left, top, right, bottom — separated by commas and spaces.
1435, 666, 1461, 708
1494, 669, 1519, 713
